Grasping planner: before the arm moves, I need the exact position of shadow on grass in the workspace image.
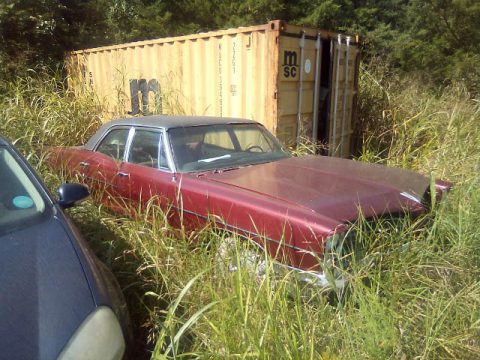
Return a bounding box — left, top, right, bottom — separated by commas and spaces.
67, 201, 170, 359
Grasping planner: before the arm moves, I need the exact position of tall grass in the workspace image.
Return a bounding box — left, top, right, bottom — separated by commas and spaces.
0, 71, 102, 166
357, 64, 479, 184
0, 68, 478, 359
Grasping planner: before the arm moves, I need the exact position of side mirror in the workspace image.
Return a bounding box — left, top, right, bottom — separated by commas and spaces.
57, 183, 90, 209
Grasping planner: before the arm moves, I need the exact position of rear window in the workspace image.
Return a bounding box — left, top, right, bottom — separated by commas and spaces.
0, 147, 47, 235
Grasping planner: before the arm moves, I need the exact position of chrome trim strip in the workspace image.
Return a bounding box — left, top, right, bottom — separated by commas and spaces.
400, 191, 422, 204
123, 127, 135, 162
162, 129, 176, 173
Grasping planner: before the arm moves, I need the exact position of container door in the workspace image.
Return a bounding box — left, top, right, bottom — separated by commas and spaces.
276, 34, 318, 147
312, 37, 332, 151
328, 35, 358, 157
276, 31, 359, 157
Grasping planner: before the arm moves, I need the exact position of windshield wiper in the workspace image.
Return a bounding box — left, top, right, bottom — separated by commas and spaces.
198, 154, 231, 163
195, 165, 243, 177
216, 166, 243, 173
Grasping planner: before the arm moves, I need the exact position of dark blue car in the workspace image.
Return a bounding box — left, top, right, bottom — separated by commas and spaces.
0, 136, 129, 359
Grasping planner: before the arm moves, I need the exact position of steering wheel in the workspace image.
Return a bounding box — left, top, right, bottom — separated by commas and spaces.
245, 145, 264, 153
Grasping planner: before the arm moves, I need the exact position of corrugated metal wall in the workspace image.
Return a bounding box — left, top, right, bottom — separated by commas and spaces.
67, 21, 360, 157
68, 24, 276, 129
276, 34, 319, 145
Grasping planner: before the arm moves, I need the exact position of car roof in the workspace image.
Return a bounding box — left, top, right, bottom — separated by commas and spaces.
107, 115, 259, 129
85, 115, 260, 150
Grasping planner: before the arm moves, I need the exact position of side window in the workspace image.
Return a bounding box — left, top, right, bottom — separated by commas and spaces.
128, 129, 164, 168
96, 128, 129, 161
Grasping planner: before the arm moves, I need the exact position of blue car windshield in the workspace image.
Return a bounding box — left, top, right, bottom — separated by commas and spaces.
0, 147, 46, 234
168, 123, 291, 172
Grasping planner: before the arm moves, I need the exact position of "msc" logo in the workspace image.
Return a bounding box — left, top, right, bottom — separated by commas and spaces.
282, 50, 298, 78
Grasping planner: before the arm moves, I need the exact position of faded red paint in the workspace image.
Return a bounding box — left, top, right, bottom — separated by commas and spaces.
47, 125, 452, 274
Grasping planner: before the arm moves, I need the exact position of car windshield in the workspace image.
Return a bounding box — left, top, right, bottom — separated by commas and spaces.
168, 123, 291, 172
0, 147, 46, 235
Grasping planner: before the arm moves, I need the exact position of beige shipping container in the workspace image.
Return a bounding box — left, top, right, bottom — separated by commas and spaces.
67, 20, 360, 157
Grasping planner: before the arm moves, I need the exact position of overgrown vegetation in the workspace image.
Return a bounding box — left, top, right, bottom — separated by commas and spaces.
0, 2, 479, 358
0, 73, 101, 163
0, 66, 478, 358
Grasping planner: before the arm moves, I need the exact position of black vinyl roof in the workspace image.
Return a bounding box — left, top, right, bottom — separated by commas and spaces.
107, 115, 257, 129
85, 115, 259, 150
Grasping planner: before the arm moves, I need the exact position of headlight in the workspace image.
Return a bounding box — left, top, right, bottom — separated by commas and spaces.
325, 233, 341, 252
58, 306, 125, 360
270, 254, 346, 290
323, 232, 346, 269
319, 231, 356, 289
296, 269, 346, 289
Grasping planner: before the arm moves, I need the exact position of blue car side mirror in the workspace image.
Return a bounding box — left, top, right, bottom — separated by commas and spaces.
57, 183, 90, 209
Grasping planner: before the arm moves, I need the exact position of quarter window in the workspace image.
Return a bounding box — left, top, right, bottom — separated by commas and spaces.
96, 128, 129, 161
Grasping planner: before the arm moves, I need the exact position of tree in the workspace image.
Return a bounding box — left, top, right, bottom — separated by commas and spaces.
0, 0, 478, 89
0, 0, 109, 75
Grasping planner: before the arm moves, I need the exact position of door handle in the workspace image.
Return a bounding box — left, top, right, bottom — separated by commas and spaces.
79, 161, 90, 167
117, 172, 129, 177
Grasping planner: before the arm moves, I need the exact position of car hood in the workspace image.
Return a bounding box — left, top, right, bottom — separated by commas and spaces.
201, 155, 429, 223
0, 213, 95, 360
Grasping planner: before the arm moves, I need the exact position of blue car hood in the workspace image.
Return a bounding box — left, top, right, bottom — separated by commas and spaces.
0, 213, 95, 360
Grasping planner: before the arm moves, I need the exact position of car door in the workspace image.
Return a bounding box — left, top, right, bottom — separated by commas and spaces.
79, 127, 132, 208
115, 127, 178, 219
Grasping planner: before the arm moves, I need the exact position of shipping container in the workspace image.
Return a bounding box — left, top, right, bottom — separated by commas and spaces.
67, 20, 360, 157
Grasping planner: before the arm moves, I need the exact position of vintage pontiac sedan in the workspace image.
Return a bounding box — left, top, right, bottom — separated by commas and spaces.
49, 116, 451, 287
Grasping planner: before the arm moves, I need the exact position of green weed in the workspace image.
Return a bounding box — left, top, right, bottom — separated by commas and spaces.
0, 69, 478, 359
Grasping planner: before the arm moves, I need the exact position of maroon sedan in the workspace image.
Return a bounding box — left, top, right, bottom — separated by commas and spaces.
49, 116, 451, 288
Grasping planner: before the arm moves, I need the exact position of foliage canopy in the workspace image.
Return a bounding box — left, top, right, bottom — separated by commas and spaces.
0, 0, 478, 89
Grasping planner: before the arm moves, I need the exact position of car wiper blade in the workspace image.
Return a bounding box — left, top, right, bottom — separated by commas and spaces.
216, 166, 242, 173
198, 154, 231, 163
195, 165, 242, 177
